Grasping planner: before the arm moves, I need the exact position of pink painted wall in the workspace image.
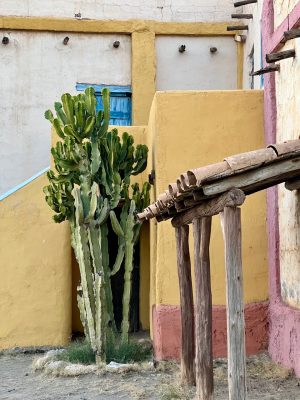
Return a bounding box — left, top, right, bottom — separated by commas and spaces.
262, 0, 300, 376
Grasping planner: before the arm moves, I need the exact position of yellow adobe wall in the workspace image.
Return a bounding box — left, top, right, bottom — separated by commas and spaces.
0, 90, 268, 348
0, 175, 72, 349
148, 90, 268, 315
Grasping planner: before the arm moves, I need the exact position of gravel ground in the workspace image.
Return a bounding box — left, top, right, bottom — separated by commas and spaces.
0, 352, 300, 399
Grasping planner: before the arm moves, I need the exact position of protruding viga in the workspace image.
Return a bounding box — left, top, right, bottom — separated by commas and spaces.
44, 87, 150, 362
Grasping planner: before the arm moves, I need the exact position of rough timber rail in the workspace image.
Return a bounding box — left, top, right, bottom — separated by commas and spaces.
137, 139, 300, 400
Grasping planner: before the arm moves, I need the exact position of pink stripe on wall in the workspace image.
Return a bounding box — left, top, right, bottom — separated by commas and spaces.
262, 0, 300, 376
268, 1, 300, 52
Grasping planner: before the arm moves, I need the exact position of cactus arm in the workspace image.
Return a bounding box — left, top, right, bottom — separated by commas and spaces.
86, 182, 98, 222
98, 88, 110, 137
97, 198, 110, 225
110, 243, 125, 277
52, 119, 65, 139
61, 93, 76, 128
133, 222, 142, 245
109, 210, 124, 238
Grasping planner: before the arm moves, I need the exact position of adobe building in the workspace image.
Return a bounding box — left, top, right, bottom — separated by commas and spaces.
0, 0, 300, 376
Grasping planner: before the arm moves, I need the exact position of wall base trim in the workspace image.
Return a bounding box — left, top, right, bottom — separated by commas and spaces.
152, 302, 268, 360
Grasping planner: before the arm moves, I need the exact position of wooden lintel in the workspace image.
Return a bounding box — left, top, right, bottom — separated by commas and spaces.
283, 28, 300, 42
175, 225, 195, 386
234, 0, 257, 7
202, 156, 300, 197
250, 64, 280, 76
231, 14, 253, 19
171, 189, 245, 228
266, 49, 295, 63
285, 178, 300, 191
227, 25, 248, 31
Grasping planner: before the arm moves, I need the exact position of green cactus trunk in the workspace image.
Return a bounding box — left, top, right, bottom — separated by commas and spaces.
70, 187, 115, 364
100, 223, 116, 333
120, 200, 142, 344
121, 239, 134, 344
71, 221, 111, 363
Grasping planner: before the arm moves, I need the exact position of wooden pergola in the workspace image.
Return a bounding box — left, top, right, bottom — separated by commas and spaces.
138, 139, 300, 400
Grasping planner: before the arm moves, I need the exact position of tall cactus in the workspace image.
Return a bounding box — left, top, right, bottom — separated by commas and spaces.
44, 87, 150, 362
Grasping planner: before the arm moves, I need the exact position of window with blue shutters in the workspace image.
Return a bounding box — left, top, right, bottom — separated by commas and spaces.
76, 83, 132, 126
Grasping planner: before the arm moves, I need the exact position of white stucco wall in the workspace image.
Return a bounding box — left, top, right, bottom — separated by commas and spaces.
0, 31, 131, 196
1, 0, 234, 22
239, 0, 264, 90
274, 0, 299, 29
156, 36, 237, 90
276, 38, 300, 308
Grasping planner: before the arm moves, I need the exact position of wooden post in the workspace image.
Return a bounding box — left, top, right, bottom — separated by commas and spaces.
234, 0, 257, 7
250, 64, 280, 76
231, 14, 253, 19
227, 26, 249, 31
193, 217, 213, 400
221, 207, 247, 400
283, 28, 300, 42
175, 224, 195, 386
266, 49, 295, 63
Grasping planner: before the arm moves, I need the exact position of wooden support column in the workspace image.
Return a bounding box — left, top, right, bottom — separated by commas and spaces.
175, 224, 195, 385
221, 207, 247, 400
193, 217, 213, 400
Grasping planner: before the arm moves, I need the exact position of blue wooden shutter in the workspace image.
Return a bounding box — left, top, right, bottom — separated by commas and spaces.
76, 83, 132, 126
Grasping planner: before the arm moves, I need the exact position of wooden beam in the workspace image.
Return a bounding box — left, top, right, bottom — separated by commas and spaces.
266, 49, 295, 63
283, 28, 300, 42
234, 0, 257, 7
171, 189, 245, 228
285, 178, 300, 191
227, 25, 248, 31
175, 225, 195, 386
193, 217, 213, 400
221, 207, 247, 400
202, 157, 300, 197
250, 64, 280, 76
231, 14, 253, 19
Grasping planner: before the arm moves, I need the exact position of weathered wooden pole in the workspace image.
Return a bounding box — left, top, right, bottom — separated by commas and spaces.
175, 224, 195, 385
266, 49, 295, 63
234, 0, 257, 7
193, 217, 213, 400
250, 64, 280, 76
231, 14, 253, 19
227, 25, 249, 31
221, 206, 247, 400
283, 28, 300, 42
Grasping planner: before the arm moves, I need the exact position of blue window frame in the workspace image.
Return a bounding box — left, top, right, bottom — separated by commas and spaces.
76, 83, 132, 126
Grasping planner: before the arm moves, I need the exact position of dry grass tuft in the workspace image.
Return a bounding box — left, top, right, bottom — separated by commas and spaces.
246, 353, 293, 381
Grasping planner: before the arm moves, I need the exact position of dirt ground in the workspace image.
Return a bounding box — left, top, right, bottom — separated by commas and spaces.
0, 352, 300, 399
